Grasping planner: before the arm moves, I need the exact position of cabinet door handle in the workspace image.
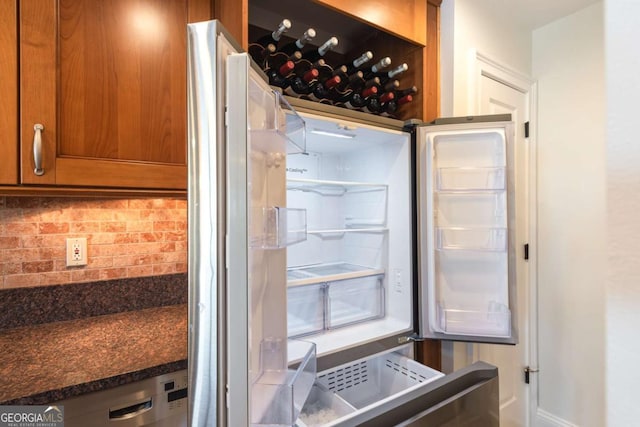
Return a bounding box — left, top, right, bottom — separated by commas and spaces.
33, 124, 45, 176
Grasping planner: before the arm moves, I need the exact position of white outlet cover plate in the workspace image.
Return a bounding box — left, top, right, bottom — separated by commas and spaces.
66, 237, 88, 267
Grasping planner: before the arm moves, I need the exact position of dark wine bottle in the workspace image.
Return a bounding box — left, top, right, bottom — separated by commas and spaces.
381, 94, 413, 117
284, 69, 319, 97
256, 19, 292, 48
302, 37, 338, 62
278, 28, 316, 55
341, 51, 373, 75
264, 50, 301, 74
362, 57, 392, 79
247, 43, 276, 69
382, 79, 400, 93
377, 63, 409, 86
364, 91, 395, 114
308, 75, 342, 102
343, 86, 378, 110
394, 86, 418, 99
266, 60, 295, 88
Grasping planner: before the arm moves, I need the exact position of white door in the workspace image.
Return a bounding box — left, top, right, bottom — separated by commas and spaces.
473, 74, 531, 426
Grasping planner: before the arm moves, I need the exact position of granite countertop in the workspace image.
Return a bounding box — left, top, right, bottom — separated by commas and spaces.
0, 281, 188, 405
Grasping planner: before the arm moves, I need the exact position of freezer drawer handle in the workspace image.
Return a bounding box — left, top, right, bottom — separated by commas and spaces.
33, 124, 45, 176
109, 398, 153, 420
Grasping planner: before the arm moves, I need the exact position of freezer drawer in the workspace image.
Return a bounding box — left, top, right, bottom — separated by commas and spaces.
296, 357, 498, 427
296, 348, 443, 426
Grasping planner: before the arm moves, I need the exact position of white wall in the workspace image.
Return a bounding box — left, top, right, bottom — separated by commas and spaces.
440, 0, 532, 117
605, 0, 640, 424
532, 3, 605, 426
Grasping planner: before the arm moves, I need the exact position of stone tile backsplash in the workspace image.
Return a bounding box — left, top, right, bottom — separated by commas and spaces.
0, 197, 187, 289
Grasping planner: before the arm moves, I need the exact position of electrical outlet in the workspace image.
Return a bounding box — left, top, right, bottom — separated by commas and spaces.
66, 237, 87, 267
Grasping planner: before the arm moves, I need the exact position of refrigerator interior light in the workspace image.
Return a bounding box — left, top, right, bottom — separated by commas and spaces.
310, 128, 356, 139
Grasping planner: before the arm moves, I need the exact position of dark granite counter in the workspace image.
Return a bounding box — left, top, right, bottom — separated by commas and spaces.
0, 274, 188, 405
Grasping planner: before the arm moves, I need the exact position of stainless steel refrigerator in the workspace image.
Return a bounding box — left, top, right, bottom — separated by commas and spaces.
187, 20, 516, 427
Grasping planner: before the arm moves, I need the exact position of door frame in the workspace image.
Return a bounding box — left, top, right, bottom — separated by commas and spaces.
467, 49, 539, 427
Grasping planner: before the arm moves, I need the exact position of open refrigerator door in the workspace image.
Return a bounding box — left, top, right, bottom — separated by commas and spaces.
416, 119, 518, 344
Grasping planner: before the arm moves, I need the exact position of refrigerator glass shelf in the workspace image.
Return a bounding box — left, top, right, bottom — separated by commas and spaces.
306, 227, 388, 236
287, 178, 388, 196
436, 166, 506, 192
287, 262, 385, 287
435, 227, 507, 252
251, 339, 316, 426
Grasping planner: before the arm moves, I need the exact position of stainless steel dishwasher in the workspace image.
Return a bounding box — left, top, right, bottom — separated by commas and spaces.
53, 370, 187, 427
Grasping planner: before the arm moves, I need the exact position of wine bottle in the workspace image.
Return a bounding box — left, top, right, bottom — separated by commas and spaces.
341, 51, 373, 75
343, 86, 378, 110
264, 50, 301, 74
308, 75, 342, 103
247, 43, 276, 69
266, 60, 295, 88
302, 37, 338, 62
256, 19, 292, 48
382, 79, 400, 93
381, 94, 413, 117
394, 86, 418, 99
284, 69, 319, 97
361, 57, 392, 79
377, 63, 409, 86
364, 91, 395, 114
278, 28, 316, 55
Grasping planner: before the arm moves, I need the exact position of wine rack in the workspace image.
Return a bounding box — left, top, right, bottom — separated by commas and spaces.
247, 0, 426, 121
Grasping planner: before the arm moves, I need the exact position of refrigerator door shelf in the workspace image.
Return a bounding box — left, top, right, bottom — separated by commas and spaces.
249, 86, 306, 155
252, 339, 317, 426
296, 347, 444, 426
436, 166, 506, 192
435, 227, 507, 252
436, 303, 511, 337
250, 207, 308, 249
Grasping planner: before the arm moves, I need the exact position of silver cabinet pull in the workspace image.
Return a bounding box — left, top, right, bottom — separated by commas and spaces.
33, 123, 45, 176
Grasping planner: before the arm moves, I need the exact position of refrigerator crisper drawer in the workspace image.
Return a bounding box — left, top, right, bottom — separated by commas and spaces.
297, 350, 443, 426
287, 274, 385, 338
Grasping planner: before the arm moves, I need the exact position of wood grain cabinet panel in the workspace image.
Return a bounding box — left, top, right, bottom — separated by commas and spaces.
0, 1, 18, 184
19, 0, 211, 189
313, 0, 427, 45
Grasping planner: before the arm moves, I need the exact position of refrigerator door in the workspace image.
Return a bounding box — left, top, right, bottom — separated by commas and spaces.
187, 20, 311, 427
416, 119, 518, 344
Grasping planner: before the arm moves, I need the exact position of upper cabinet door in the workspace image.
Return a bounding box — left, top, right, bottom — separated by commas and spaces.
0, 1, 18, 185
417, 120, 518, 345
19, 0, 211, 189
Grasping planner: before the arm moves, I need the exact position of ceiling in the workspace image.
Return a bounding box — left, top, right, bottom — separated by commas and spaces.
493, 0, 601, 30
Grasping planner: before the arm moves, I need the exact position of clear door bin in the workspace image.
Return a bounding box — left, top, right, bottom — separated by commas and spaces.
250, 207, 307, 249
435, 227, 507, 251
316, 350, 443, 410
326, 275, 385, 329
288, 284, 325, 338
437, 302, 511, 337
436, 167, 505, 191
252, 339, 316, 426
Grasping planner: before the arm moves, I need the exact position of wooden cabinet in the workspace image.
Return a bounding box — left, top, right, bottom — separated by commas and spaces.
0, 2, 18, 185
218, 0, 440, 122
13, 0, 211, 190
